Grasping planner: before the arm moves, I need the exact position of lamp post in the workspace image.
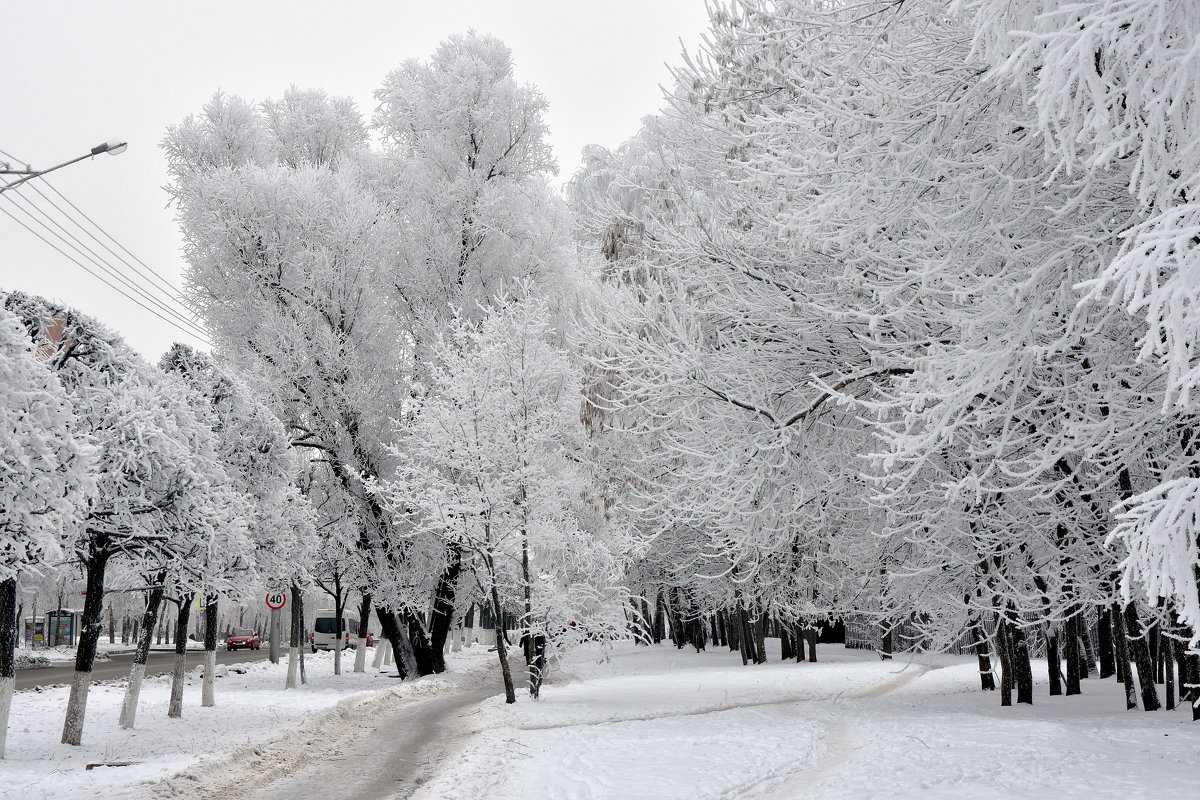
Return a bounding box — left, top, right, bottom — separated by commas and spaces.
0, 140, 128, 194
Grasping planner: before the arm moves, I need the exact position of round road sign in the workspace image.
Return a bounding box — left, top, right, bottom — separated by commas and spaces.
265, 591, 287, 610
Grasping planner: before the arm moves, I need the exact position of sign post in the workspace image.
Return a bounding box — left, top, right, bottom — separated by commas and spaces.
265, 592, 286, 664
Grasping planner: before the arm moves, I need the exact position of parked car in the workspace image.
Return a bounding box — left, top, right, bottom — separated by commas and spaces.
311, 614, 359, 652
226, 628, 261, 651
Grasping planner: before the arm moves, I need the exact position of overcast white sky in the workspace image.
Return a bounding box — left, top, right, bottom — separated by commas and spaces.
1, 1, 712, 356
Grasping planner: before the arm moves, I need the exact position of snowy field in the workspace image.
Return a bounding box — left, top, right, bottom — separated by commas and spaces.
418, 642, 1200, 800
4, 641, 1198, 800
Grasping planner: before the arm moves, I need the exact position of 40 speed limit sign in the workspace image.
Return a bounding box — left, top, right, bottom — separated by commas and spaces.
264, 591, 287, 610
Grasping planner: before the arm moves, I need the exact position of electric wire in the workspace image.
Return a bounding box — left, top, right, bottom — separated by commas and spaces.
0, 202, 213, 347
39, 177, 185, 298
3, 192, 212, 341
0, 144, 212, 346
15, 181, 207, 337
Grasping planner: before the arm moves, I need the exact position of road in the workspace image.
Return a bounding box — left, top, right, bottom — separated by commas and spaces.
15, 647, 270, 690
248, 684, 494, 800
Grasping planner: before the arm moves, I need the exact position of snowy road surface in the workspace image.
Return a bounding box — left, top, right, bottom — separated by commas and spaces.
241, 684, 494, 800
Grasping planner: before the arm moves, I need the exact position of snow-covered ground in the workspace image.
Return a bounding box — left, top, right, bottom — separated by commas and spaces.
2, 647, 493, 800
415, 642, 1200, 800
5, 641, 1197, 800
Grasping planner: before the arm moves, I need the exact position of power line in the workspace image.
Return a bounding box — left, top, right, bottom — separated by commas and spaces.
0, 144, 213, 347
3, 192, 212, 341
39, 177, 185, 299
0, 202, 213, 347
14, 183, 208, 336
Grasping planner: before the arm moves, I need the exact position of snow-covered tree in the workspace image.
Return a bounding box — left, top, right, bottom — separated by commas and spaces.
165, 35, 575, 679
379, 297, 611, 701
0, 306, 93, 757
2, 292, 230, 744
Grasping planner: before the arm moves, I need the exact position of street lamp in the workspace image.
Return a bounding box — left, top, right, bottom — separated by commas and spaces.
0, 139, 128, 194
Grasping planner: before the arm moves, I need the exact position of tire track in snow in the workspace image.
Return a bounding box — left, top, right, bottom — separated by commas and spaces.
490, 661, 934, 735
736, 662, 937, 800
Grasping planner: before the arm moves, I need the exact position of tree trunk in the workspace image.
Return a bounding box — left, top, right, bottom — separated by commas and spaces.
726, 610, 739, 653
525, 632, 547, 699
1098, 611, 1115, 679
62, 547, 111, 745
805, 627, 818, 663
404, 610, 435, 675
286, 583, 302, 689
427, 548, 460, 673
490, 585, 516, 704
1110, 604, 1139, 710
753, 612, 767, 664
297, 590, 307, 685
880, 625, 894, 660
667, 589, 685, 649
1079, 622, 1096, 677
120, 577, 165, 728
640, 598, 654, 644
0, 578, 16, 757
1164, 629, 1176, 711
975, 636, 996, 692
996, 621, 1013, 707
1122, 603, 1161, 711
735, 603, 752, 666
1046, 629, 1062, 697
333, 595, 345, 676
353, 593, 372, 674
780, 625, 793, 661
1064, 612, 1082, 696
168, 594, 194, 719
372, 609, 410, 681
202, 599, 217, 707
1008, 622, 1033, 705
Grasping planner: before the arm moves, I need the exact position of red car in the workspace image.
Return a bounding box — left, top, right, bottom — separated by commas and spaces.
226, 628, 261, 651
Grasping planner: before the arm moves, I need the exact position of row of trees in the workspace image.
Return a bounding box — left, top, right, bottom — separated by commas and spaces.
0, 292, 317, 753
567, 0, 1200, 712
161, 4, 1200, 716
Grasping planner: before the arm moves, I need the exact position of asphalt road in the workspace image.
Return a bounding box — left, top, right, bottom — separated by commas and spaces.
15, 647, 271, 690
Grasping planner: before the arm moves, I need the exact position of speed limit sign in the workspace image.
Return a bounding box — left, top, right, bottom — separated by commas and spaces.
265, 591, 287, 610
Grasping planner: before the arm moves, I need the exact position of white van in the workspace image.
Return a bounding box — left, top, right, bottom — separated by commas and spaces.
310, 614, 359, 652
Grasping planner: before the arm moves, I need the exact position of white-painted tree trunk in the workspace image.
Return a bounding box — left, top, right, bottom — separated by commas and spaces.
118, 663, 145, 729
286, 646, 300, 689
61, 671, 93, 745
451, 623, 462, 652
333, 640, 342, 675
201, 650, 216, 707
168, 651, 187, 718
353, 639, 367, 673
0, 676, 13, 757
372, 641, 387, 669
383, 643, 393, 666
